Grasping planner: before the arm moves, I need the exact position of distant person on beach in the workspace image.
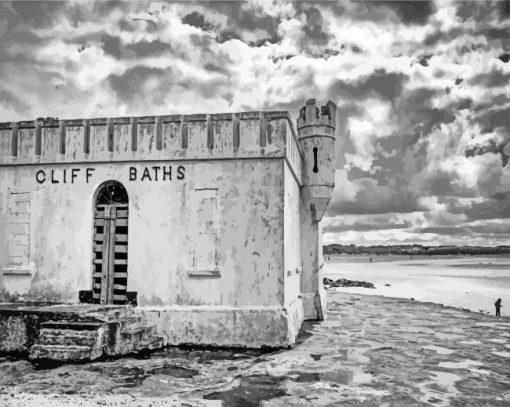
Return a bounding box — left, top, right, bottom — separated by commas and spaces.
495, 298, 502, 317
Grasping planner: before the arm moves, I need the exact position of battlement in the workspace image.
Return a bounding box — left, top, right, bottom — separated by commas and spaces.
0, 110, 302, 167
296, 99, 336, 135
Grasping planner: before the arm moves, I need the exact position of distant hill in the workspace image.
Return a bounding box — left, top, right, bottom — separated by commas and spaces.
323, 244, 510, 256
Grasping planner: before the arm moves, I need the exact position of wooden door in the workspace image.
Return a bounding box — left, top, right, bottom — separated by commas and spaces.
92, 204, 129, 304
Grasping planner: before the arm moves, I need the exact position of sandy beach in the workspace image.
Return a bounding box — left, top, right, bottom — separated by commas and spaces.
324, 256, 510, 316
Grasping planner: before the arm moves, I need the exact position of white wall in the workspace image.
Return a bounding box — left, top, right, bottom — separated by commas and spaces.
0, 159, 285, 307
283, 162, 302, 308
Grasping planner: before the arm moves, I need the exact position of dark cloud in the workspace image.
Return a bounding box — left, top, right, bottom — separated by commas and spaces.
300, 6, 331, 45
4, 1, 67, 28
475, 108, 510, 134
100, 34, 122, 59
118, 19, 137, 32
323, 0, 436, 25
107, 64, 226, 108
455, 192, 510, 220
499, 1, 510, 20
108, 66, 172, 103
125, 40, 171, 58
418, 54, 432, 67
99, 34, 172, 59
92, 1, 124, 16
324, 221, 410, 233
455, 2, 500, 23
216, 31, 242, 44
498, 53, 510, 63
182, 11, 215, 32
469, 69, 510, 88
395, 87, 455, 135
327, 82, 457, 216
465, 138, 509, 167
326, 178, 421, 215
368, 1, 435, 25
418, 227, 468, 235
486, 28, 510, 42
132, 18, 159, 33
330, 69, 408, 104
204, 2, 281, 47
0, 87, 30, 115
412, 169, 477, 199
468, 223, 510, 235
457, 99, 472, 110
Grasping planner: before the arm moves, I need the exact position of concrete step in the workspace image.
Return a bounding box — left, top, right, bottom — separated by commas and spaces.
37, 329, 100, 347
41, 320, 105, 331
92, 307, 136, 322
121, 324, 156, 338
29, 344, 103, 361
118, 315, 145, 328
134, 336, 165, 351
29, 311, 163, 361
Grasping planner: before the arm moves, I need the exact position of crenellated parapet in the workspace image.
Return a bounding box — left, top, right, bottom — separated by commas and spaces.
297, 99, 337, 222
0, 111, 302, 168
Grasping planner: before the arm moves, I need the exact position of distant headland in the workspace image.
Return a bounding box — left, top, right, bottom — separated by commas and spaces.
323, 244, 510, 256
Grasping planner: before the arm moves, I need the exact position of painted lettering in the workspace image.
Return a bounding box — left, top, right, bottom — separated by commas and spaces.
163, 166, 171, 181
86, 168, 95, 183
35, 167, 93, 184
71, 168, 79, 184
129, 167, 137, 181
36, 170, 46, 184
51, 170, 59, 184
126, 165, 185, 182
140, 167, 152, 181
177, 165, 185, 180
152, 166, 160, 181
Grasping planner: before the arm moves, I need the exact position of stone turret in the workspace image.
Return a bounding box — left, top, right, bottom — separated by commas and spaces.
297, 99, 337, 222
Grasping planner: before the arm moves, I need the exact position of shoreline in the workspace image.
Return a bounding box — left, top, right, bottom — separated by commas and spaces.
324, 256, 510, 316
328, 286, 510, 321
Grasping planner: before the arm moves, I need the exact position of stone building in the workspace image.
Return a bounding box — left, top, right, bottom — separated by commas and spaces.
0, 99, 337, 360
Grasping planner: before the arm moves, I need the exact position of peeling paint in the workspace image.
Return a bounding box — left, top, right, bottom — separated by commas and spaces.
0, 100, 337, 348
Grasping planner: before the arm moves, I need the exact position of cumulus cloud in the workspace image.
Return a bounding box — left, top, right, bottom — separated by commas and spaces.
0, 0, 509, 245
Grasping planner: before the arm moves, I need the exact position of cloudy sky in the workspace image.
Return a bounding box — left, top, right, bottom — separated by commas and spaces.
0, 0, 509, 246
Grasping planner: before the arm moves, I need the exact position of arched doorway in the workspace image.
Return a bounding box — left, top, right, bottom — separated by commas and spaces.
92, 181, 129, 304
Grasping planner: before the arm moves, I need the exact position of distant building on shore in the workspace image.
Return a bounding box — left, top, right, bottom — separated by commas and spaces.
0, 99, 338, 357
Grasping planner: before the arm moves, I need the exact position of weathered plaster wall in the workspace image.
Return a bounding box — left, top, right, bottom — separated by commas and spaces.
0, 112, 292, 165
0, 102, 336, 349
142, 304, 296, 348
300, 201, 325, 320
0, 159, 285, 307
283, 163, 301, 308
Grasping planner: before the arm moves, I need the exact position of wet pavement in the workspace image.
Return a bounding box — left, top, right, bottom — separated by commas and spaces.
1, 291, 510, 406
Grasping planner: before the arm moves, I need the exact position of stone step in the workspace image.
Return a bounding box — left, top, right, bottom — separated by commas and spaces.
134, 336, 165, 351
121, 324, 156, 338
37, 329, 101, 347
41, 320, 105, 331
118, 315, 145, 328
92, 307, 136, 322
29, 344, 103, 361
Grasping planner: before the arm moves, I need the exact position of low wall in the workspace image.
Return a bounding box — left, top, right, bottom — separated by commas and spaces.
140, 302, 305, 349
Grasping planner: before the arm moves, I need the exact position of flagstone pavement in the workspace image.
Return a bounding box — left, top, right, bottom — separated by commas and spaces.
1, 291, 509, 406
